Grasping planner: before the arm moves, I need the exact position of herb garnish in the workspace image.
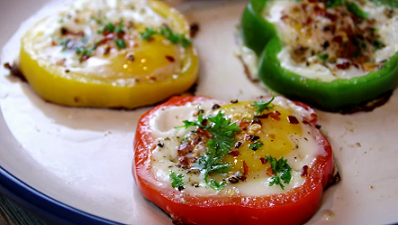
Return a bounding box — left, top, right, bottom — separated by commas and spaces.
116, 22, 124, 34
103, 23, 116, 33
249, 141, 263, 151
170, 171, 185, 189
346, 2, 369, 18
176, 110, 241, 191
141, 26, 192, 48
252, 96, 275, 115
141, 28, 157, 41
325, 0, 346, 8
266, 156, 292, 190
317, 54, 329, 61
115, 39, 126, 49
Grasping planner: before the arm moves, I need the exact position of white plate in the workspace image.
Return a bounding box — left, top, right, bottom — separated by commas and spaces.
1, 0, 398, 224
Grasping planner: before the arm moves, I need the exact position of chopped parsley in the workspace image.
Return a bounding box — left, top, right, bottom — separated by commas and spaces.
317, 54, 329, 61
75, 45, 95, 59
346, 2, 369, 18
116, 22, 124, 34
141, 28, 157, 41
266, 156, 292, 190
170, 171, 184, 189
141, 26, 192, 48
325, 0, 346, 8
372, 39, 385, 49
103, 23, 116, 33
249, 141, 263, 151
252, 96, 275, 115
176, 110, 241, 191
115, 38, 126, 49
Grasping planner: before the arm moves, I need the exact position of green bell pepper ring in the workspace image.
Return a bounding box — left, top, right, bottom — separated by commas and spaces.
241, 0, 398, 112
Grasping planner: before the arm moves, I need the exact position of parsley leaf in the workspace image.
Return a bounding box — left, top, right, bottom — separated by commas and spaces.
317, 54, 329, 61
141, 28, 157, 41
170, 171, 184, 189
116, 21, 124, 34
176, 110, 240, 191
346, 2, 369, 18
372, 39, 385, 50
103, 23, 116, 33
325, 0, 346, 8
180, 34, 192, 48
266, 156, 292, 190
252, 96, 275, 115
249, 141, 263, 151
159, 26, 180, 44
141, 26, 192, 48
115, 38, 126, 49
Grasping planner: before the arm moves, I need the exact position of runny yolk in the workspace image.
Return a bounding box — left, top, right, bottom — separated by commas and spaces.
110, 35, 180, 80
85, 35, 180, 83
221, 102, 303, 178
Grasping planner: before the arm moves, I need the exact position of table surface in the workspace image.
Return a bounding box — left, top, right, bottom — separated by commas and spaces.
0, 194, 48, 225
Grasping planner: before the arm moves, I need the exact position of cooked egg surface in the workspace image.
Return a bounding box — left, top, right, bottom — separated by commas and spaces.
25, 0, 184, 84
260, 0, 398, 82
148, 97, 325, 197
19, 0, 198, 108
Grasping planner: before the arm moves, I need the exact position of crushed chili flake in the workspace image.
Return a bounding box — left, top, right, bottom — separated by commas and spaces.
301, 165, 309, 176
229, 150, 240, 157
165, 55, 175, 62
243, 160, 249, 175
287, 116, 299, 124
266, 167, 274, 176
260, 157, 267, 165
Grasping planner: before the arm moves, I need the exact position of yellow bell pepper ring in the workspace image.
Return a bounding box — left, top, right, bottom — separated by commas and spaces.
19, 0, 199, 109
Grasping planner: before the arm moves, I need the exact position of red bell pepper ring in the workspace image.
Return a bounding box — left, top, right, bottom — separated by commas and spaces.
133, 96, 334, 225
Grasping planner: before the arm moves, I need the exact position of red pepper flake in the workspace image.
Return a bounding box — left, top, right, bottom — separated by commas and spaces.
229, 151, 240, 157
303, 17, 313, 26
266, 167, 274, 176
336, 62, 351, 70
325, 13, 337, 21
165, 55, 175, 62
269, 111, 281, 121
287, 116, 299, 124
260, 157, 267, 165
251, 118, 262, 126
332, 36, 343, 44
240, 176, 247, 182
243, 160, 249, 175
301, 165, 309, 176
104, 46, 111, 56
268, 133, 276, 139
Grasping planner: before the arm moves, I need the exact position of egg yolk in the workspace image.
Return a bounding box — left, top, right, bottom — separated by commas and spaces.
221, 102, 303, 178
107, 36, 180, 80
